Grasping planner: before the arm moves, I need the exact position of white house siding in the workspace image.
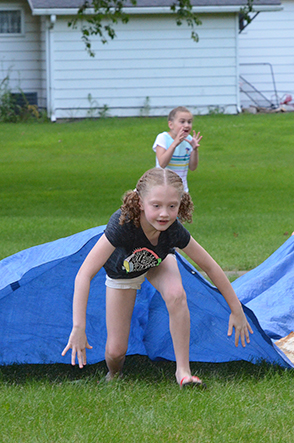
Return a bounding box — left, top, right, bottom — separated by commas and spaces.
0, 0, 43, 107
239, 0, 294, 108
50, 12, 240, 119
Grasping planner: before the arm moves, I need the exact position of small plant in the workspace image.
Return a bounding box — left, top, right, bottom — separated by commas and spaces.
208, 105, 224, 115
87, 94, 110, 119
17, 91, 40, 121
0, 75, 43, 122
98, 104, 110, 118
0, 76, 19, 122
87, 93, 99, 118
140, 96, 151, 117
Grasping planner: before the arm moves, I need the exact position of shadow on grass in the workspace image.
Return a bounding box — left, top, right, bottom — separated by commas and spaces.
0, 355, 291, 386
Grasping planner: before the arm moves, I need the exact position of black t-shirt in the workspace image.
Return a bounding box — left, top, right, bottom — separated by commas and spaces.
103, 209, 191, 279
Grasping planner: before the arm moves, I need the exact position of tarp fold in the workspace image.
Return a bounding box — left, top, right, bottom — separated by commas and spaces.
0, 228, 293, 369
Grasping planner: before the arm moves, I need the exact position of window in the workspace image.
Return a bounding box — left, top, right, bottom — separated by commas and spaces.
0, 10, 22, 34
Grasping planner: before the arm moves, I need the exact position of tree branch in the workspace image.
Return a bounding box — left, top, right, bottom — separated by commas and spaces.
69, 0, 253, 56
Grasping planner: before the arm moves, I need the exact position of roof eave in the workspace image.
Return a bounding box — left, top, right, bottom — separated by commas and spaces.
30, 5, 283, 16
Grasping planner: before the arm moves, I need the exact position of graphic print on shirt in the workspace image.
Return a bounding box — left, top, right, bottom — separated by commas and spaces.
122, 247, 162, 273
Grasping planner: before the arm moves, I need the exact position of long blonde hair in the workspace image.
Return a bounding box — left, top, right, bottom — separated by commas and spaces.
120, 168, 194, 227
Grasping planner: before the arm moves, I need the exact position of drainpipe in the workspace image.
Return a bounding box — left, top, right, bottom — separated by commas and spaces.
235, 13, 241, 113
46, 14, 56, 122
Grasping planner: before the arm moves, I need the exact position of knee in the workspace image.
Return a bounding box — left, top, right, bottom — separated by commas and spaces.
164, 286, 187, 312
105, 342, 127, 362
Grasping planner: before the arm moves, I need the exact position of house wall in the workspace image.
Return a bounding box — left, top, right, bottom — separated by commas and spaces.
49, 12, 240, 119
0, 0, 45, 108
239, 0, 294, 108
0, 3, 241, 119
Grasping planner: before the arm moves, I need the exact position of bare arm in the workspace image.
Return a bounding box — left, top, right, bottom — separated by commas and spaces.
182, 237, 253, 347
188, 147, 199, 171
62, 234, 115, 367
187, 130, 202, 171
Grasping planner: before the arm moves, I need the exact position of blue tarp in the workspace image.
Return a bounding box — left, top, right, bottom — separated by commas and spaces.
232, 235, 294, 341
0, 228, 293, 368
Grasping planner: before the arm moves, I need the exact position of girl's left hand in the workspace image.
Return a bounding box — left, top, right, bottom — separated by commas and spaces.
228, 309, 253, 347
186, 130, 202, 150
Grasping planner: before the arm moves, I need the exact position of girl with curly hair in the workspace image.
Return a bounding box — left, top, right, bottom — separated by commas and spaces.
62, 168, 252, 388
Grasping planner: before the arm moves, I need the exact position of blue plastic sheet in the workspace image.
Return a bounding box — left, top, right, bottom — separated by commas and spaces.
232, 235, 294, 340
0, 228, 293, 368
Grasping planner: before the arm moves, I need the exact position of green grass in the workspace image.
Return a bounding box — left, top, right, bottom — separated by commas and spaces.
1, 114, 293, 269
1, 114, 294, 442
1, 358, 294, 442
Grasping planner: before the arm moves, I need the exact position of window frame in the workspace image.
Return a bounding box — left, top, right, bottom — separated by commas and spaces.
0, 6, 25, 37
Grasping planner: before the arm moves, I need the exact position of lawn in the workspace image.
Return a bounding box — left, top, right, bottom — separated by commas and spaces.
0, 113, 293, 269
0, 113, 294, 442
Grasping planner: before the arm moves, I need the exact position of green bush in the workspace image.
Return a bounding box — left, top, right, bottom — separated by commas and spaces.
0, 76, 46, 122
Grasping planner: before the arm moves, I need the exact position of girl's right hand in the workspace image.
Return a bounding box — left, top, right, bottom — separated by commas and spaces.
175, 127, 187, 145
61, 326, 93, 368
227, 309, 253, 347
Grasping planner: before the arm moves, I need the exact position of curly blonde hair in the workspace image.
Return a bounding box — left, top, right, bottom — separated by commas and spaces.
119, 168, 194, 227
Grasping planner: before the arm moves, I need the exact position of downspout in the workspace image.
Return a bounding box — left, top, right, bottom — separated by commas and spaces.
46, 14, 56, 122
235, 13, 241, 114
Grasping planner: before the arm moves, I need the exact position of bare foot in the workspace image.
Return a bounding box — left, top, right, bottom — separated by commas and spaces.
105, 371, 123, 382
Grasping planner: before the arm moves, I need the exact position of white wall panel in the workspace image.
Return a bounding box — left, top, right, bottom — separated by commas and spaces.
239, 0, 294, 108
0, 4, 240, 118
0, 0, 43, 106
49, 13, 239, 118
